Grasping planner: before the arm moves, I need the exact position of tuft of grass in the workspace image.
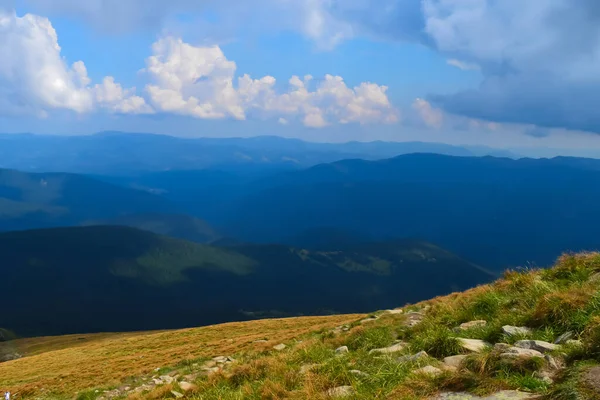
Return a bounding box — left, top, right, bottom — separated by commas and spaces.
345, 326, 394, 352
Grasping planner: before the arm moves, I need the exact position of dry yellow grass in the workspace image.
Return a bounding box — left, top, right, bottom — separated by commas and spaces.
0, 315, 363, 398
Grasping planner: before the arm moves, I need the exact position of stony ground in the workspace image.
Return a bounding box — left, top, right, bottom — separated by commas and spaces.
3, 252, 600, 399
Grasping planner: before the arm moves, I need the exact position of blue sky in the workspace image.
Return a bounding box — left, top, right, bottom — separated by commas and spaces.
2, 0, 600, 155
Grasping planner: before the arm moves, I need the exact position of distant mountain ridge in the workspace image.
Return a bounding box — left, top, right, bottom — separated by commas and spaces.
1, 225, 493, 337
0, 168, 176, 232
0, 132, 519, 174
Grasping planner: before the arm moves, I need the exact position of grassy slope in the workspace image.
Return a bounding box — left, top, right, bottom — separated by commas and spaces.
0, 316, 363, 398
3, 252, 600, 399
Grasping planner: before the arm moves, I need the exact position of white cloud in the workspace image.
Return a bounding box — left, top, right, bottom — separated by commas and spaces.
446, 59, 480, 71
143, 37, 398, 127
0, 10, 150, 117
412, 98, 443, 128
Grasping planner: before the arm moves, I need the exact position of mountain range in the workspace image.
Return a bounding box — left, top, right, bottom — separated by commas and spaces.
0, 132, 518, 175
1, 225, 493, 337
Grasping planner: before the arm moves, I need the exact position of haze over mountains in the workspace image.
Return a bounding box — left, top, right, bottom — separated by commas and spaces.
0, 132, 518, 174
2, 132, 600, 336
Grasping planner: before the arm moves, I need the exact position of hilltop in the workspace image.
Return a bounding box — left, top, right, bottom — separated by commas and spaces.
2, 252, 600, 399
0, 226, 491, 337
0, 168, 175, 232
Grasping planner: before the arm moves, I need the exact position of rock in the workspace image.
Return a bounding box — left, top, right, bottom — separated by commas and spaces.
349, 369, 370, 378
160, 375, 175, 384
499, 346, 544, 360
326, 385, 355, 398
554, 331, 575, 344
152, 378, 164, 385
200, 366, 221, 375
458, 338, 491, 353
212, 356, 228, 363
203, 360, 218, 368
515, 340, 559, 354
404, 312, 425, 327
458, 320, 487, 330
335, 346, 349, 354
431, 390, 537, 399
397, 351, 429, 363
502, 326, 533, 337
414, 365, 443, 377
494, 343, 512, 352
385, 309, 404, 315
253, 339, 269, 343
171, 390, 184, 398
183, 373, 199, 381
584, 366, 600, 396
443, 355, 468, 369
273, 343, 287, 351
369, 342, 407, 355
179, 381, 197, 392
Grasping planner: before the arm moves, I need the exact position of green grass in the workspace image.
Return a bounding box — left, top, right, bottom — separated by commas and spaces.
7, 252, 600, 399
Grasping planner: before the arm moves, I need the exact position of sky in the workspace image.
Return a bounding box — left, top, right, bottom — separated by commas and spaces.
2, 0, 600, 155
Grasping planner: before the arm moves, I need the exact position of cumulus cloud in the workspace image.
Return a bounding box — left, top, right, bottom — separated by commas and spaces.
143, 37, 398, 127
412, 98, 443, 128
0, 10, 150, 117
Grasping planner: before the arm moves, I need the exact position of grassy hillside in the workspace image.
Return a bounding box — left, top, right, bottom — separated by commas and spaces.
0, 169, 175, 232
2, 252, 600, 399
83, 213, 221, 243
0, 226, 492, 337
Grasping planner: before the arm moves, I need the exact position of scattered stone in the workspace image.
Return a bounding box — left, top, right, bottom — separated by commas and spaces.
385, 309, 404, 315
584, 366, 600, 396
502, 326, 533, 337
414, 365, 442, 377
397, 351, 429, 363
515, 340, 559, 354
443, 355, 468, 370
273, 343, 287, 351
458, 338, 491, 353
183, 373, 199, 382
494, 343, 512, 352
335, 346, 349, 355
160, 375, 175, 384
200, 366, 221, 375
499, 346, 544, 360
179, 381, 197, 392
458, 320, 487, 330
349, 369, 370, 378
432, 390, 537, 399
404, 312, 425, 327
554, 331, 575, 344
171, 390, 184, 398
369, 342, 407, 355
326, 385, 355, 398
